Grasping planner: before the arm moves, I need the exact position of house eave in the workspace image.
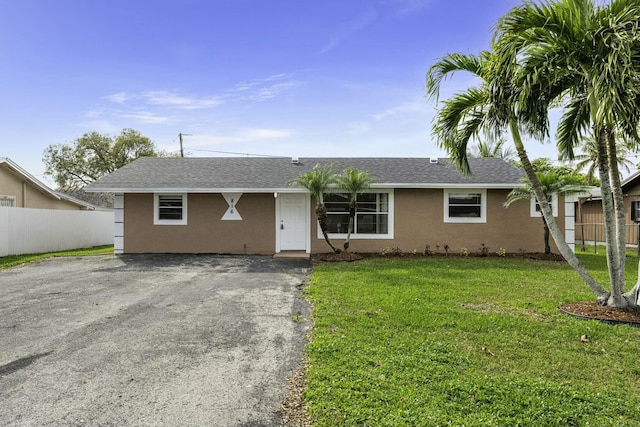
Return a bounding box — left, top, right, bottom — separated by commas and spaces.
372, 183, 518, 189
85, 183, 519, 193
0, 157, 62, 200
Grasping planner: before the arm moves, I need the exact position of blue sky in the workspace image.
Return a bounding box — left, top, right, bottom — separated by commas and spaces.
1, 0, 562, 185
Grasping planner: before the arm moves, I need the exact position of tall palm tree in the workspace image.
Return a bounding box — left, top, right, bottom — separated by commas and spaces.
335, 168, 377, 252
289, 164, 340, 253
505, 171, 589, 254
426, 49, 607, 302
495, 0, 640, 307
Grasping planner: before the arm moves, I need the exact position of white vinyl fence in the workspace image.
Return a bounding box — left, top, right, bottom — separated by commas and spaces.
0, 207, 114, 257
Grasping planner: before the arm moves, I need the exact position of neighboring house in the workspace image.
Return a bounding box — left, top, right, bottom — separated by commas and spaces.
84, 156, 576, 255
577, 170, 640, 245
0, 157, 95, 210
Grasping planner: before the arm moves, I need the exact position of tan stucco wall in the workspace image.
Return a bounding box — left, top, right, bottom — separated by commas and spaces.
0, 165, 85, 210
123, 189, 565, 255
311, 189, 563, 254
123, 193, 276, 254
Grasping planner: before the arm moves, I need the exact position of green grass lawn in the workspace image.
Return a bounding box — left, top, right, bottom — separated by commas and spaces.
305, 251, 640, 426
0, 245, 114, 270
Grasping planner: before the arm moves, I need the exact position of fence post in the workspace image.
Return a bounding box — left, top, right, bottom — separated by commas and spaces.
594, 223, 597, 253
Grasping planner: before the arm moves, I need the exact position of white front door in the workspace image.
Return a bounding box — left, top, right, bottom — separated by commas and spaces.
279, 193, 307, 251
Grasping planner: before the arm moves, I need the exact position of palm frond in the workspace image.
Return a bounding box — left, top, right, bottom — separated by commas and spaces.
426, 53, 483, 101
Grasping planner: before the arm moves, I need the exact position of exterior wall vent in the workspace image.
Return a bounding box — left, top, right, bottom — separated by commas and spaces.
291, 157, 299, 164
429, 158, 439, 164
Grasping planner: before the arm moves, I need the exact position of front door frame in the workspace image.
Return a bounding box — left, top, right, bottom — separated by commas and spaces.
275, 193, 311, 253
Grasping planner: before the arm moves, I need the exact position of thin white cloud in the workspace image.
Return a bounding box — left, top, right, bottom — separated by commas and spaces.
119, 111, 171, 124
143, 91, 223, 110
231, 73, 300, 101
244, 81, 299, 102
84, 109, 104, 118
105, 92, 131, 104
382, 0, 433, 16
319, 9, 377, 54
104, 90, 223, 110
96, 74, 300, 129
372, 101, 428, 121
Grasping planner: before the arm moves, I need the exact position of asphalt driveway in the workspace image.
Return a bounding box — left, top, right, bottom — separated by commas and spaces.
0, 254, 311, 426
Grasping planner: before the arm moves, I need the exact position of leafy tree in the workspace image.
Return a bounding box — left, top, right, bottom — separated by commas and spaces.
495, 0, 640, 308
44, 129, 168, 189
505, 171, 589, 254
425, 48, 605, 303
335, 168, 377, 252
289, 164, 341, 253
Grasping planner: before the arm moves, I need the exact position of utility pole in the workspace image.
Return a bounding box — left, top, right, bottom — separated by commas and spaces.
178, 133, 192, 157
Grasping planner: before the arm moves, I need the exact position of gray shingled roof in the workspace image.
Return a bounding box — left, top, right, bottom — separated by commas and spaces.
84, 157, 524, 192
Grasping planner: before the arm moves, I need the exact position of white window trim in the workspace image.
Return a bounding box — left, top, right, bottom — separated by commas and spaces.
530, 194, 558, 217
154, 193, 188, 225
444, 189, 487, 223
318, 189, 394, 240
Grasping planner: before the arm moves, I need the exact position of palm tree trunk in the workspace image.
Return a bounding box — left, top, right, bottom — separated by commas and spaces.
606, 129, 631, 307
343, 202, 356, 252
316, 205, 340, 253
595, 127, 627, 307
578, 199, 586, 252
543, 219, 551, 254
509, 118, 609, 302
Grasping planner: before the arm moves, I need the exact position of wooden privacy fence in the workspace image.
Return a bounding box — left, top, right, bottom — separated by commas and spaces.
575, 223, 639, 249
0, 207, 113, 257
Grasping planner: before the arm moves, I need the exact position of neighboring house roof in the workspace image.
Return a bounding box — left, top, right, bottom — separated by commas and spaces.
85, 157, 524, 193
622, 169, 640, 192
56, 192, 106, 211
579, 169, 640, 200
0, 157, 96, 210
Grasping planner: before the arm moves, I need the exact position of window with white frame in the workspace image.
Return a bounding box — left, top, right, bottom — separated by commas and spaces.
322, 191, 393, 238
154, 194, 188, 225
530, 194, 558, 217
444, 189, 487, 223
0, 195, 15, 207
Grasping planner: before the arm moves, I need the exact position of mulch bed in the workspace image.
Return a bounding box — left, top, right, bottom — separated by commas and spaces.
317, 252, 365, 262
316, 251, 565, 262
560, 301, 640, 326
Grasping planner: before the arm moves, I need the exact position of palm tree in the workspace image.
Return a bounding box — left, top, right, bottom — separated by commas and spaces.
570, 134, 633, 186
425, 49, 607, 302
289, 164, 340, 253
495, 0, 640, 307
335, 168, 377, 252
468, 137, 516, 162
505, 171, 589, 254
